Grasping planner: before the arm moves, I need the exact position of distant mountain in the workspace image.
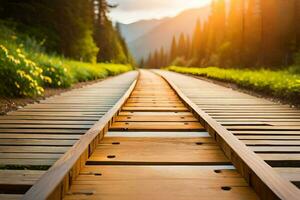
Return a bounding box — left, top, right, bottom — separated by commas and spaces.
119, 18, 169, 43
119, 6, 211, 61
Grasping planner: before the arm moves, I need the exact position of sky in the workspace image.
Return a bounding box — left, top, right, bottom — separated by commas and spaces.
107, 0, 212, 24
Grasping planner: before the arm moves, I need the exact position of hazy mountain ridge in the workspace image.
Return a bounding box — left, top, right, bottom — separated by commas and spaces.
119, 6, 211, 61
119, 18, 169, 43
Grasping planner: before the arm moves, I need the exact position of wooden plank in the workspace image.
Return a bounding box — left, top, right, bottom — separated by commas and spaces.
18, 108, 108, 112
0, 124, 92, 129
24, 104, 114, 108
65, 166, 257, 200
88, 137, 229, 165
0, 129, 85, 134
250, 146, 300, 152
8, 112, 104, 116
115, 115, 198, 122
0, 139, 76, 146
237, 135, 300, 140
232, 130, 300, 135
274, 168, 300, 182
242, 140, 300, 146
124, 103, 184, 107
119, 111, 193, 116
205, 110, 300, 114
78, 166, 238, 179
0, 116, 100, 121
0, 153, 62, 159
106, 131, 210, 138
0, 170, 44, 185
0, 134, 81, 140
121, 106, 188, 111
110, 122, 204, 131
0, 146, 69, 153
0, 194, 22, 200
259, 153, 300, 161
226, 126, 300, 131
0, 120, 96, 125
0, 159, 55, 166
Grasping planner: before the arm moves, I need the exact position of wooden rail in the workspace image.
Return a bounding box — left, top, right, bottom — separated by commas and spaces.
156, 70, 300, 200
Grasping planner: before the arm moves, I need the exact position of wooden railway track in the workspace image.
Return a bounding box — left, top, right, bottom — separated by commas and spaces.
1, 70, 300, 199
62, 70, 258, 200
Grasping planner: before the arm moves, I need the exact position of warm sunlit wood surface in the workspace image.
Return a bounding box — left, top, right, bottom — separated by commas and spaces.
64, 70, 258, 200
0, 72, 138, 199
157, 70, 300, 190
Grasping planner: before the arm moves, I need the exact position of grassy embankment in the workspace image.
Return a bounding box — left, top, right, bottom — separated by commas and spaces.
167, 66, 300, 105
0, 22, 133, 97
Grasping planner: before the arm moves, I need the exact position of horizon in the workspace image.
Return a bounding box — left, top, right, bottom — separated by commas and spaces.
108, 0, 212, 24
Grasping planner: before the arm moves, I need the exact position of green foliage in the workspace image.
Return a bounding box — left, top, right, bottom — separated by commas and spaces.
0, 44, 45, 97
294, 52, 300, 65
167, 66, 300, 104
0, 1, 132, 64
94, 20, 131, 64
56, 0, 99, 62
0, 23, 133, 98
34, 55, 72, 88
70, 30, 99, 63
102, 63, 133, 76
171, 57, 189, 67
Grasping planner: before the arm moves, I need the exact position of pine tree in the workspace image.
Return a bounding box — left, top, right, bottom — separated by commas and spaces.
206, 1, 217, 54
170, 36, 178, 63
57, 0, 99, 62
260, 0, 295, 66
217, 0, 226, 44
93, 0, 130, 63
205, 0, 226, 56
153, 49, 159, 68
192, 19, 202, 60
177, 33, 186, 58
185, 35, 191, 60
201, 20, 211, 64
227, 0, 245, 66
296, 0, 300, 50
146, 53, 153, 68
244, 0, 262, 67
139, 58, 145, 68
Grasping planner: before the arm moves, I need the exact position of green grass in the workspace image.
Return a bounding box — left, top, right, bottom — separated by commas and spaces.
0, 21, 133, 97
167, 66, 300, 104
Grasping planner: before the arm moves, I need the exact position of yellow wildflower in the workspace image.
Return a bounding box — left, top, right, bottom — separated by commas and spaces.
14, 82, 20, 89
18, 53, 25, 59
44, 76, 52, 84
0, 45, 8, 55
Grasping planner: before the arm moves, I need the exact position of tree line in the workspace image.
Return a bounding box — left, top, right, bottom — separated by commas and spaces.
145, 0, 300, 69
0, 0, 133, 64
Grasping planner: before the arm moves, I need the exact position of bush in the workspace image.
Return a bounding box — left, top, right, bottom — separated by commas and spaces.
172, 57, 189, 67
0, 44, 45, 97
102, 64, 133, 76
